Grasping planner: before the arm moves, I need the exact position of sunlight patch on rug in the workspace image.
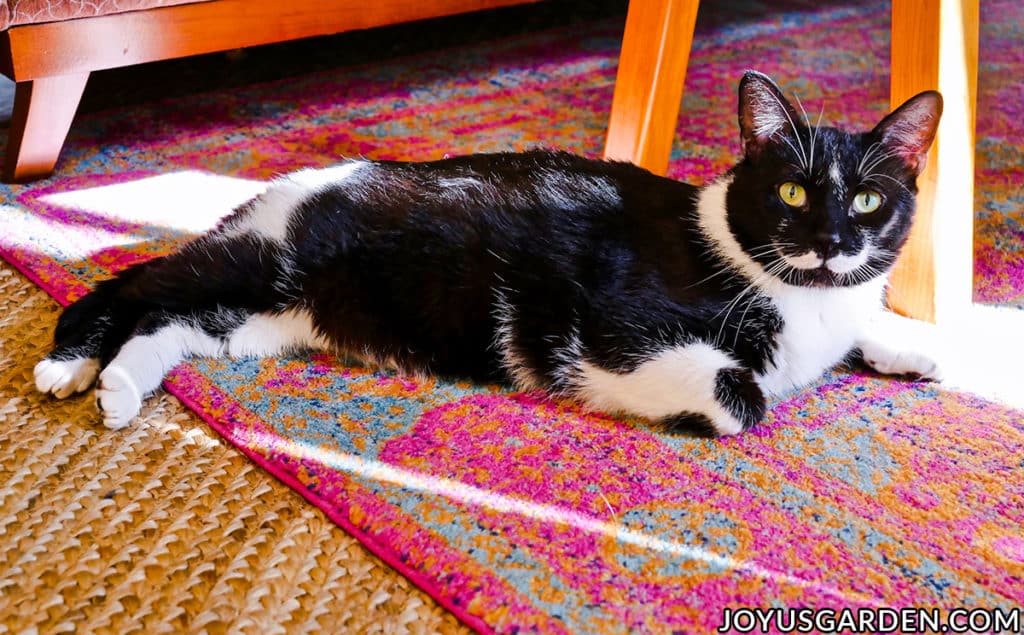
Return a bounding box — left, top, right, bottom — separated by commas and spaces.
39, 171, 265, 234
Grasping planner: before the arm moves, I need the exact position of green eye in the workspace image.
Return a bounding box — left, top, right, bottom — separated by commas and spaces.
778, 182, 807, 207
852, 189, 882, 214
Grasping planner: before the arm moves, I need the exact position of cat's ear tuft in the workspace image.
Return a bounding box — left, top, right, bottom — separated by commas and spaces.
870, 91, 943, 176
738, 71, 803, 160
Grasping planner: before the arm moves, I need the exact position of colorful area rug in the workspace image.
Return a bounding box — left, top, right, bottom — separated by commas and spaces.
2, 1, 1023, 632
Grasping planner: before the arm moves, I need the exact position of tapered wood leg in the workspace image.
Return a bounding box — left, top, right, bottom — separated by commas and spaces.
604, 0, 699, 176
888, 0, 978, 323
3, 72, 89, 182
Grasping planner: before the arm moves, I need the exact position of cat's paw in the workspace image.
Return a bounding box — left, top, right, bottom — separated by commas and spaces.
858, 311, 944, 382
34, 356, 100, 399
860, 340, 943, 381
95, 365, 143, 430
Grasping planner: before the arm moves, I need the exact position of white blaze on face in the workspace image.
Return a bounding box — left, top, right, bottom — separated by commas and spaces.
781, 250, 823, 270
825, 245, 871, 274
829, 161, 847, 201
782, 245, 871, 275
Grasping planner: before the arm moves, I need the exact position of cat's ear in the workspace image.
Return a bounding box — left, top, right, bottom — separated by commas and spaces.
870, 91, 943, 176
738, 71, 803, 160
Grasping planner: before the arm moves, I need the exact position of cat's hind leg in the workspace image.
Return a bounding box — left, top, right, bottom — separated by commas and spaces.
225, 307, 331, 359
96, 306, 331, 429
34, 276, 145, 399
95, 311, 227, 429
34, 357, 101, 399
35, 291, 109, 398
573, 341, 766, 437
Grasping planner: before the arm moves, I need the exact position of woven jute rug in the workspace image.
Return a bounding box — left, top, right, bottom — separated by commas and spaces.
0, 260, 470, 633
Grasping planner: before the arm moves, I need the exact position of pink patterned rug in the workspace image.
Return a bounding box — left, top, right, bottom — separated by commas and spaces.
2, 1, 1022, 632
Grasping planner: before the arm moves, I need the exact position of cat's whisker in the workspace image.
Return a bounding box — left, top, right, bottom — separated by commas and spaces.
793, 93, 817, 174
765, 90, 809, 171
713, 276, 762, 347
864, 263, 886, 282
749, 244, 790, 258
857, 141, 884, 175
778, 138, 807, 173
731, 258, 787, 349
844, 260, 886, 287
715, 294, 750, 347
682, 263, 742, 290
688, 244, 785, 291
731, 295, 759, 349
862, 173, 912, 196
859, 150, 903, 178
794, 93, 809, 126
714, 255, 789, 349
841, 267, 860, 287
772, 263, 788, 277
811, 101, 826, 174
860, 150, 909, 177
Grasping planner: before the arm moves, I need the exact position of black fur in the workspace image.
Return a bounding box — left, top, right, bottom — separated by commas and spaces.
714, 367, 766, 431
663, 413, 721, 439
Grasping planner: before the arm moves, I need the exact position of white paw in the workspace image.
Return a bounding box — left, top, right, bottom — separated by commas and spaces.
860, 340, 943, 381
95, 365, 143, 430
34, 357, 100, 399
858, 310, 946, 382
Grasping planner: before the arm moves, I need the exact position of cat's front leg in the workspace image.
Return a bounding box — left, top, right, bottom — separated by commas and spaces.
575, 342, 766, 437
856, 310, 944, 381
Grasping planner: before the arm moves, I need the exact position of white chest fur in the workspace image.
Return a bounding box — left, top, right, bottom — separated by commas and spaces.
756, 279, 885, 396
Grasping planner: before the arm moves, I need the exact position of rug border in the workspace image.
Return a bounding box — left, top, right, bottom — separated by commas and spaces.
0, 245, 73, 308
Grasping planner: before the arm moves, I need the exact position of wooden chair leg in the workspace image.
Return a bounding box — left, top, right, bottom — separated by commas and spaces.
3, 72, 90, 183
888, 0, 979, 323
603, 0, 699, 176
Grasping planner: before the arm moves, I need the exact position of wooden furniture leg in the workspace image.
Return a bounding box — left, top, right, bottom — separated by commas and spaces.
3, 73, 89, 182
603, 0, 699, 175
888, 0, 979, 323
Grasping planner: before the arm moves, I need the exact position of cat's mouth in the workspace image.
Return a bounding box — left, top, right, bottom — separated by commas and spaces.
805, 266, 840, 287
775, 247, 874, 287
779, 264, 842, 288
775, 250, 841, 287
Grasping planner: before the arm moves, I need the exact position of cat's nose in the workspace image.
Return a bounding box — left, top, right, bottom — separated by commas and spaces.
815, 232, 842, 260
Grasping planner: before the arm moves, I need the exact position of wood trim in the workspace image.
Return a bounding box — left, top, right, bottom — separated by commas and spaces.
887, 0, 979, 323
2, 0, 539, 81
603, 0, 699, 175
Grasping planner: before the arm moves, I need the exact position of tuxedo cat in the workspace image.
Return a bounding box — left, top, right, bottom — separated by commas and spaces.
35, 72, 943, 435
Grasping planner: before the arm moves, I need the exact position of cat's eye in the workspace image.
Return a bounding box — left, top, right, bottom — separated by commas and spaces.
852, 189, 882, 214
777, 182, 807, 208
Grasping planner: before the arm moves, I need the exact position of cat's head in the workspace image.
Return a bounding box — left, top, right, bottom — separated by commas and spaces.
724, 71, 942, 288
